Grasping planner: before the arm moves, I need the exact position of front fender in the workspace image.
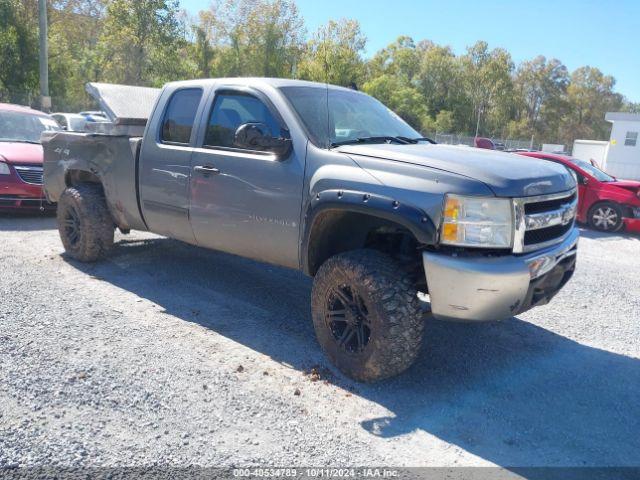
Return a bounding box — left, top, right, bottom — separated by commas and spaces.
300, 188, 437, 274
592, 186, 640, 208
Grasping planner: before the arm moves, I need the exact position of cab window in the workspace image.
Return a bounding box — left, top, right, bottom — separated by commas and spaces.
204, 92, 280, 149
160, 88, 203, 145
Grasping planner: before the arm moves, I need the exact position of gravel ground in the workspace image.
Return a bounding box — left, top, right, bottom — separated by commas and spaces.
1, 213, 639, 468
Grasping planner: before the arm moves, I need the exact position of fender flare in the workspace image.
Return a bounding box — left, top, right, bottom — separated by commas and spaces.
301, 189, 437, 274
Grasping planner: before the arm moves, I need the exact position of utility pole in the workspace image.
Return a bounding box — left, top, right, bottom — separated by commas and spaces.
474, 104, 482, 139
38, 0, 51, 111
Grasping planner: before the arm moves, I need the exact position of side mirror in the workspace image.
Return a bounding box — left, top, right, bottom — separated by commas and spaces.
234, 122, 292, 158
581, 177, 589, 186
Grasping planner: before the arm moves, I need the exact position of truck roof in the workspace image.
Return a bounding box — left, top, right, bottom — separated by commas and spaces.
86, 78, 355, 127
163, 77, 357, 92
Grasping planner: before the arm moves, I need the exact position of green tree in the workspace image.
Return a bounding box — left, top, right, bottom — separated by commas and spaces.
434, 110, 454, 133
364, 37, 432, 131
367, 36, 422, 82
560, 66, 623, 145
416, 44, 469, 132
297, 18, 366, 86
202, 0, 304, 78
97, 0, 190, 86
513, 56, 569, 141
362, 74, 427, 130
193, 25, 213, 78
460, 41, 515, 136
622, 101, 640, 114
0, 0, 38, 104
0, 0, 633, 146
47, 0, 107, 110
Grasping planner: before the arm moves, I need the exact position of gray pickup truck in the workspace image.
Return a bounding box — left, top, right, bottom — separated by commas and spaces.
43, 78, 579, 381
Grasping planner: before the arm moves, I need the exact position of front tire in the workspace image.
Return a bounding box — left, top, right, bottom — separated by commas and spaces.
57, 184, 115, 262
588, 202, 623, 232
311, 249, 424, 382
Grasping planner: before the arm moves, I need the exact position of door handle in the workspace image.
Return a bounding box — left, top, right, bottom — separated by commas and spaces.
194, 165, 220, 175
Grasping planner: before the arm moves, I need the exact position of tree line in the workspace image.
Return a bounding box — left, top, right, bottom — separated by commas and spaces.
2, 0, 638, 147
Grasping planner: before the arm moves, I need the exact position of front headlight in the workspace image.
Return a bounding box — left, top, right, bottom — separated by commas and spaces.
0, 156, 10, 175
440, 194, 513, 248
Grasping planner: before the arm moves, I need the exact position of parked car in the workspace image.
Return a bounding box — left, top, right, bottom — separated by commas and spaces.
53, 112, 110, 132
52, 113, 89, 132
518, 152, 640, 233
78, 111, 109, 122
43, 79, 578, 381
0, 103, 59, 210
474, 137, 495, 149
474, 137, 505, 151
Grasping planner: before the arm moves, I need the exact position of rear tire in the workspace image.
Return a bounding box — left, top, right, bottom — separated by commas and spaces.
57, 184, 115, 262
311, 249, 424, 382
588, 202, 623, 232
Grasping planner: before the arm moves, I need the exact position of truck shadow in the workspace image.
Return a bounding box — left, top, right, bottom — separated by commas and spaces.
64, 235, 640, 469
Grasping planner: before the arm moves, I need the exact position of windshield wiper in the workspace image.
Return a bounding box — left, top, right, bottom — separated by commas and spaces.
396, 136, 437, 144
0, 139, 41, 144
329, 136, 411, 148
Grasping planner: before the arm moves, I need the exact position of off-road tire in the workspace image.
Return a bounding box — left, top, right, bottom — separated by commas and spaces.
57, 184, 115, 262
311, 249, 424, 382
588, 201, 623, 232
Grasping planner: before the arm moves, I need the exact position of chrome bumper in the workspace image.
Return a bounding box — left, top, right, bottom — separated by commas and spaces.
423, 227, 579, 321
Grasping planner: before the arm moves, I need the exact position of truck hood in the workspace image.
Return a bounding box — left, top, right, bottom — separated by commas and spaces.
338, 143, 575, 197
0, 142, 43, 165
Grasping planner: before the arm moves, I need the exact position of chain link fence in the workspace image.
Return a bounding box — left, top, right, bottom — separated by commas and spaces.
431, 133, 536, 151
0, 89, 39, 109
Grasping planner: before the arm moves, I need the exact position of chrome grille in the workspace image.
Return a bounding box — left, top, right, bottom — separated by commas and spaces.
513, 189, 577, 253
14, 165, 43, 185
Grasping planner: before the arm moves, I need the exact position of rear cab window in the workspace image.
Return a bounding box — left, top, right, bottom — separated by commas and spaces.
160, 88, 203, 145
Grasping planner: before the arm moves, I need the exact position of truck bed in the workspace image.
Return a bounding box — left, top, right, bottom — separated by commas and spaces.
42, 131, 147, 232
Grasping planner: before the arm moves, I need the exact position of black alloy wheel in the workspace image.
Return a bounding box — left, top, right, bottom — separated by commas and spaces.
325, 284, 372, 354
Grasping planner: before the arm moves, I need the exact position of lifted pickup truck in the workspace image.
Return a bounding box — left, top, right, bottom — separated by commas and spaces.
43, 78, 578, 381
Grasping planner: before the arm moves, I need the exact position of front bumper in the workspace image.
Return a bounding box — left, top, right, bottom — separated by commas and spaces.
624, 208, 640, 233
624, 218, 640, 233
423, 227, 579, 321
0, 171, 52, 210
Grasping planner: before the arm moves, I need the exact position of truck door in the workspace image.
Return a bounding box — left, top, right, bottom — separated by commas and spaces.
189, 87, 304, 269
139, 87, 204, 243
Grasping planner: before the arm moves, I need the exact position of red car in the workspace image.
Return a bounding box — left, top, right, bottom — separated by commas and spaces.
519, 152, 640, 233
0, 103, 60, 210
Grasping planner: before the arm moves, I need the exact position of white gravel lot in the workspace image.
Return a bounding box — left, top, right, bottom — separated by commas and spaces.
1, 213, 639, 468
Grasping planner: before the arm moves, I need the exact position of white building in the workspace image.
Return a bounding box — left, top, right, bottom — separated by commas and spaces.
572, 140, 609, 168
604, 112, 640, 180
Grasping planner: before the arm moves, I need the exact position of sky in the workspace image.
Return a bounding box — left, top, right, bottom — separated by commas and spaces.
181, 0, 640, 102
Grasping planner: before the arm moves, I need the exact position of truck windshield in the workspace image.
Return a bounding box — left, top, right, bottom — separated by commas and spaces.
570, 158, 615, 182
0, 111, 60, 144
279, 86, 421, 149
